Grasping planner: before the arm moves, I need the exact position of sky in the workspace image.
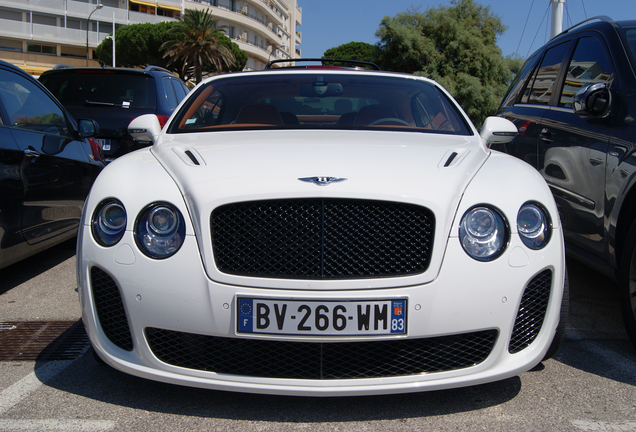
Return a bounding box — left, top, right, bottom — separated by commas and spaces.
297, 0, 635, 60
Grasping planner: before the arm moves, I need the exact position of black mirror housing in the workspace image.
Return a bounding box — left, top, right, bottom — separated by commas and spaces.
573, 82, 612, 119
77, 118, 100, 138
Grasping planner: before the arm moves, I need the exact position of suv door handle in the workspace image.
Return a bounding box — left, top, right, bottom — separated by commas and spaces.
539, 128, 553, 143
24, 148, 40, 159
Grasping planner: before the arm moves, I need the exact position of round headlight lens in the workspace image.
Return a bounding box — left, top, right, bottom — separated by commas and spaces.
459, 206, 508, 261
92, 199, 127, 247
148, 207, 178, 235
517, 203, 551, 249
135, 203, 185, 259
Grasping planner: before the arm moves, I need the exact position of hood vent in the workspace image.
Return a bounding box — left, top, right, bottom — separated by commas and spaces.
173, 147, 205, 167
185, 151, 200, 166
444, 152, 458, 167
440, 149, 470, 168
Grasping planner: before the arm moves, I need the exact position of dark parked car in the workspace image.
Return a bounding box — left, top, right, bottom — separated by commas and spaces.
39, 65, 189, 162
0, 60, 103, 270
497, 16, 636, 348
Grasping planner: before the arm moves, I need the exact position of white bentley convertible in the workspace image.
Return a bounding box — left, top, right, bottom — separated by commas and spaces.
77, 61, 566, 396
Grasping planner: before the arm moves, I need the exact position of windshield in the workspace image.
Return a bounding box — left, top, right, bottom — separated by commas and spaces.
40, 71, 157, 110
169, 72, 471, 135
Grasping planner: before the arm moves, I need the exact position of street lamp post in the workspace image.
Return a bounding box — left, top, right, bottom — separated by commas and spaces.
86, 4, 104, 66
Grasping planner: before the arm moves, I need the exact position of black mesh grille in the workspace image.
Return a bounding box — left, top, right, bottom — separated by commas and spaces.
90, 267, 133, 351
145, 328, 497, 379
211, 199, 435, 279
509, 269, 553, 354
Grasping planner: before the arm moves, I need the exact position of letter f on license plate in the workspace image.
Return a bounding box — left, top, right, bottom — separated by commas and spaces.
237, 298, 407, 336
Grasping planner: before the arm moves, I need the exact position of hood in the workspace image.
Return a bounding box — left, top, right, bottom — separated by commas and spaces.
152, 129, 489, 288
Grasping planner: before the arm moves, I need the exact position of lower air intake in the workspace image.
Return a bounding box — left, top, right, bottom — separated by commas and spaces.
509, 269, 553, 354
91, 267, 133, 351
146, 328, 497, 379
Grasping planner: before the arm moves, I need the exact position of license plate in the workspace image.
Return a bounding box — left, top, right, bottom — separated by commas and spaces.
237, 298, 407, 336
96, 139, 111, 151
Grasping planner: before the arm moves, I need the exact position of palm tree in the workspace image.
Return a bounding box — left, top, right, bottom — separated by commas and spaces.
161, 9, 236, 84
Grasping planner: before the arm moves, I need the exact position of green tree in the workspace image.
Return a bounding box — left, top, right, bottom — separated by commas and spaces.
322, 42, 380, 67
95, 22, 180, 70
95, 20, 246, 81
376, 0, 518, 126
161, 9, 236, 84
215, 34, 248, 73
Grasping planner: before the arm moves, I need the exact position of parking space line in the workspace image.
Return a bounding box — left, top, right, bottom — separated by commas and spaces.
0, 419, 114, 431
0, 360, 114, 430
0, 360, 74, 416
571, 419, 636, 431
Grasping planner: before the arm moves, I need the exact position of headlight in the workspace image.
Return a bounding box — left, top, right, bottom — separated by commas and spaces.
135, 202, 185, 259
459, 206, 508, 261
517, 203, 551, 249
92, 199, 127, 247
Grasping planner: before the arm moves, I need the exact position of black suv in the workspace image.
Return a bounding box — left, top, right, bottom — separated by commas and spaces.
39, 65, 189, 162
497, 17, 636, 348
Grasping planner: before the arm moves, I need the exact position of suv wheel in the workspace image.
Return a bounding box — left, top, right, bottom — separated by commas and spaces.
619, 220, 636, 349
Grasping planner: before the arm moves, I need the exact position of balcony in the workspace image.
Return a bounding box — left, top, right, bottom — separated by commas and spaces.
233, 36, 270, 63
187, 0, 280, 39
0, 0, 180, 27
253, 0, 284, 26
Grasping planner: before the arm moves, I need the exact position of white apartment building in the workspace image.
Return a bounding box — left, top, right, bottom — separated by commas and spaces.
0, 0, 301, 76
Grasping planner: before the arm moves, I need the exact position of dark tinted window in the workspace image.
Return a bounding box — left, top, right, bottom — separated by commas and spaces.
499, 54, 539, 108
622, 27, 636, 60
172, 78, 188, 101
171, 73, 472, 135
522, 42, 570, 105
163, 77, 178, 108
0, 68, 69, 136
40, 71, 157, 109
558, 37, 614, 107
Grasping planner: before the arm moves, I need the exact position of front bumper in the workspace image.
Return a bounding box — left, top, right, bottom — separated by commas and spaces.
77, 225, 565, 397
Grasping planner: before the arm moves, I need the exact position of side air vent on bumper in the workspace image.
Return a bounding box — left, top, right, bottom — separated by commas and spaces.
90, 267, 133, 351
211, 198, 435, 280
509, 269, 553, 354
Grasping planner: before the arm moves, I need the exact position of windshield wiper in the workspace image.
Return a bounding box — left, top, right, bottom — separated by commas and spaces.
85, 100, 115, 106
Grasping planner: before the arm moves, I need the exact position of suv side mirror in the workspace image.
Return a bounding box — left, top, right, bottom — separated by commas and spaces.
77, 119, 99, 138
574, 82, 612, 119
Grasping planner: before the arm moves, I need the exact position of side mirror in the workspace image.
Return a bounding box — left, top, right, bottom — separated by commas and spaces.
480, 117, 518, 145
128, 114, 162, 144
77, 119, 99, 138
573, 82, 612, 119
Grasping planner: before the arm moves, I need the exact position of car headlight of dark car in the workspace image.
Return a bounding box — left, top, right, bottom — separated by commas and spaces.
92, 199, 127, 247
517, 203, 551, 250
134, 203, 185, 259
459, 206, 508, 261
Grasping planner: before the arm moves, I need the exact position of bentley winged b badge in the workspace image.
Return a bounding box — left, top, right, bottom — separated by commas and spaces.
298, 176, 348, 186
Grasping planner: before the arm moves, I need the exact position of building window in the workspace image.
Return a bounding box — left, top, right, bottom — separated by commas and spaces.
27, 44, 56, 55
129, 3, 156, 14
0, 38, 21, 52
